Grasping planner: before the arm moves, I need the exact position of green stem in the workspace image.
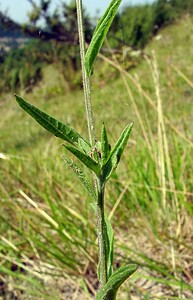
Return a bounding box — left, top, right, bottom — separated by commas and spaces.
76, 0, 108, 288
76, 0, 95, 146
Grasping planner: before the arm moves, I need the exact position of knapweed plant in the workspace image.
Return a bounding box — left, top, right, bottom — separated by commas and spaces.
15, 0, 138, 298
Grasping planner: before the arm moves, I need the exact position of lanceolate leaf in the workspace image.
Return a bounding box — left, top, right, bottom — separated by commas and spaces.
85, 0, 122, 76
64, 144, 100, 175
102, 123, 133, 182
15, 94, 88, 147
63, 157, 96, 201
97, 214, 114, 281
105, 215, 114, 279
96, 264, 138, 300
93, 0, 119, 35
78, 138, 91, 155
101, 123, 110, 165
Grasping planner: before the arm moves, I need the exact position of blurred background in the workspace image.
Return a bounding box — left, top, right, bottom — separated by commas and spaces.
0, 1, 193, 299
1, 0, 192, 94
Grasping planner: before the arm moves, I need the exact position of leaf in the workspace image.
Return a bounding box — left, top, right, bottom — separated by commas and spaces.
97, 214, 114, 281
102, 123, 133, 182
78, 137, 91, 155
96, 264, 138, 300
85, 0, 122, 76
101, 123, 110, 165
105, 215, 114, 278
63, 157, 96, 201
64, 144, 100, 175
15, 94, 88, 147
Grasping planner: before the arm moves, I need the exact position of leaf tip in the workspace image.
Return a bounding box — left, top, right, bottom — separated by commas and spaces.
14, 93, 19, 100
15, 94, 23, 105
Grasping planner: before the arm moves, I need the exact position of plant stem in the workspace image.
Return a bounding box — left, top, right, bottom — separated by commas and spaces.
76, 0, 95, 146
76, 0, 108, 288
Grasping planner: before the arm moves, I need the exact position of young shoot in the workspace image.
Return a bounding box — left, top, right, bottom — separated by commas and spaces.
15, 0, 138, 298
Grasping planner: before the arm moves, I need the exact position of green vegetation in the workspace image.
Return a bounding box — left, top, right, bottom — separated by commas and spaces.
0, 40, 49, 93
1, 0, 193, 93
0, 0, 93, 93
108, 0, 193, 49
0, 1, 193, 299
14, 1, 138, 298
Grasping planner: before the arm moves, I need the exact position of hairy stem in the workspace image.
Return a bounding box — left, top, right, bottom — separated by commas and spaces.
76, 0, 95, 146
76, 0, 108, 288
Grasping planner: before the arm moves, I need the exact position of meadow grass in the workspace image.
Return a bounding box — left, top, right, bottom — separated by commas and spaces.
0, 14, 193, 299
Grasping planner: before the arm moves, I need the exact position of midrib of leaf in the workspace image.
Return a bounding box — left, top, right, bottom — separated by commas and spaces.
15, 94, 86, 146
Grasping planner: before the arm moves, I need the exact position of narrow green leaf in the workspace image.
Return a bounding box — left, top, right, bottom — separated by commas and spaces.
85, 0, 122, 76
64, 144, 100, 175
78, 137, 91, 154
93, 1, 117, 35
105, 215, 114, 278
102, 123, 133, 182
97, 214, 114, 281
63, 157, 96, 201
101, 123, 110, 165
15, 94, 88, 147
96, 264, 138, 300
